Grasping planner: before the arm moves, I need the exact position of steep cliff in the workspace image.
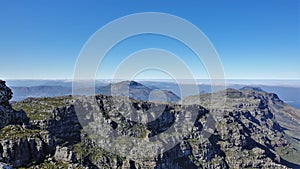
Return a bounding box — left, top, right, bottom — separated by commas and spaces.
0, 80, 55, 168
0, 80, 29, 130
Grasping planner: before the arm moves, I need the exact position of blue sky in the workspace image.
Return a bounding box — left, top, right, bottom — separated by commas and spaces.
0, 0, 299, 79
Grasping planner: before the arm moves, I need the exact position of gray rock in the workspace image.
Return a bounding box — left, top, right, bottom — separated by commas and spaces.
0, 81, 12, 105
0, 162, 12, 169
0, 131, 54, 168
0, 80, 29, 129
54, 146, 76, 163
1, 81, 298, 168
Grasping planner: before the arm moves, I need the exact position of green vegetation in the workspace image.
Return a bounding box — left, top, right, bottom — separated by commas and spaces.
21, 160, 70, 169
275, 145, 300, 165
0, 125, 42, 140
73, 138, 125, 166
12, 96, 73, 120
129, 123, 148, 138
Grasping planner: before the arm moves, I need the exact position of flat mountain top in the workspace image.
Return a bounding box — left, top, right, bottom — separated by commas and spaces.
97, 80, 180, 103
182, 87, 300, 165
240, 86, 265, 92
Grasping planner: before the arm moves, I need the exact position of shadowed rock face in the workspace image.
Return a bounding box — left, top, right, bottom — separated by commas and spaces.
182, 88, 300, 168
182, 88, 300, 140
31, 105, 82, 145
0, 80, 14, 130
1, 80, 300, 168
0, 126, 55, 167
0, 80, 12, 105
0, 80, 29, 129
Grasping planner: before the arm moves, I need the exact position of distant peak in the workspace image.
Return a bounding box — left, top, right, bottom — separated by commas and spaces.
129, 80, 142, 87
113, 80, 143, 87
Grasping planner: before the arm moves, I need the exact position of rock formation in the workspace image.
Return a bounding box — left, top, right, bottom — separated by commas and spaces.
0, 80, 54, 168
0, 80, 299, 168
0, 80, 29, 130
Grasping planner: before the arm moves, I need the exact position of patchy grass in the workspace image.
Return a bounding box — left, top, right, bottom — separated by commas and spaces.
0, 125, 43, 140
22, 160, 70, 169
275, 145, 300, 165
12, 96, 73, 121
73, 137, 125, 166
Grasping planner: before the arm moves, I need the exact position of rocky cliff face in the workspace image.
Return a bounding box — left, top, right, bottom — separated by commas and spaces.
0, 80, 55, 168
32, 105, 82, 145
0, 125, 54, 167
182, 88, 300, 168
1, 80, 299, 168
0, 80, 29, 130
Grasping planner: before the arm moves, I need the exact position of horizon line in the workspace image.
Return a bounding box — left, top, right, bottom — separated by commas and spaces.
3, 78, 300, 80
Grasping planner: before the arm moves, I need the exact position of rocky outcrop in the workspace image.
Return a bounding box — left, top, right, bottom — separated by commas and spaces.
0, 81, 54, 168
54, 146, 76, 163
0, 80, 29, 130
70, 91, 296, 168
0, 125, 55, 168
32, 105, 82, 145
0, 162, 12, 169
182, 88, 300, 168
0, 81, 12, 105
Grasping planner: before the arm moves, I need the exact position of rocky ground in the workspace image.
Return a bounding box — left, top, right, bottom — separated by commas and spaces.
0, 80, 300, 168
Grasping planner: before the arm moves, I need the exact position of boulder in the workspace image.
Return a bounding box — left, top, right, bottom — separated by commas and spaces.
54, 146, 76, 163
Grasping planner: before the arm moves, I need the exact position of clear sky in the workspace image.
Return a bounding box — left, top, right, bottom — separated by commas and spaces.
0, 0, 299, 80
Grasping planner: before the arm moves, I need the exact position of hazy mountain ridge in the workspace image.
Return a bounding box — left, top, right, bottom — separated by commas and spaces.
11, 81, 180, 103
96, 80, 180, 102
8, 80, 300, 109
11, 85, 72, 101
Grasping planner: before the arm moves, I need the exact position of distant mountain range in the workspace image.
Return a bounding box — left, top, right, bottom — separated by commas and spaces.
11, 85, 71, 101
11, 81, 180, 103
96, 80, 180, 102
8, 80, 300, 109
